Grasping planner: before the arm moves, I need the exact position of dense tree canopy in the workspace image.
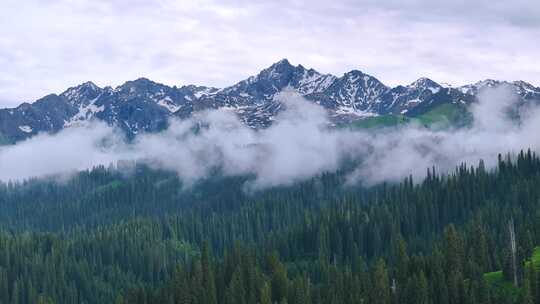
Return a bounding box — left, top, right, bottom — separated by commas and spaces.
0, 151, 540, 303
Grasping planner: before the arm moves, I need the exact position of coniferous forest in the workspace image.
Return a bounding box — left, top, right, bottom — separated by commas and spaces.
1, 151, 540, 303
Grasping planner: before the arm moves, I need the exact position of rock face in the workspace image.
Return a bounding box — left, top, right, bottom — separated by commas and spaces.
1, 59, 539, 143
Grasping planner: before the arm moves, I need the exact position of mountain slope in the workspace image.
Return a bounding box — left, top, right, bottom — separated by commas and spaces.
1, 59, 539, 143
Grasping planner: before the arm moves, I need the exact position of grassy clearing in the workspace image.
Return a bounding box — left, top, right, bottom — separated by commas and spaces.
483, 270, 520, 301
483, 246, 540, 302
92, 180, 123, 194
346, 115, 409, 129
412, 103, 470, 129
524, 246, 540, 271
344, 103, 470, 130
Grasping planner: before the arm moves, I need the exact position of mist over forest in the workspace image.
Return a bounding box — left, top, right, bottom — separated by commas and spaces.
2, 86, 538, 189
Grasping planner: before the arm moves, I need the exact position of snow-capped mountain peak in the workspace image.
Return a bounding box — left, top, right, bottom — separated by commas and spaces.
324, 70, 389, 112
2, 60, 540, 144
409, 78, 441, 91
60, 81, 103, 107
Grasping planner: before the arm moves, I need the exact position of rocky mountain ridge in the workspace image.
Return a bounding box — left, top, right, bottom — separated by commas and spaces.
1, 59, 539, 143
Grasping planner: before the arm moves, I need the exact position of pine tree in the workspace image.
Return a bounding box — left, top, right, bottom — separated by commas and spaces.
229, 267, 246, 304
268, 253, 288, 303
201, 242, 217, 304
260, 282, 272, 304
173, 265, 191, 304
372, 259, 390, 304
523, 277, 534, 304
417, 271, 429, 304
394, 236, 409, 303
526, 262, 537, 304
10, 280, 19, 304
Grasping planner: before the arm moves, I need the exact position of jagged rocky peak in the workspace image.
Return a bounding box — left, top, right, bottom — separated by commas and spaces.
474, 79, 504, 91
60, 81, 103, 106
339, 70, 387, 89
221, 59, 300, 98
269, 58, 293, 69
477, 79, 501, 86
321, 69, 389, 113
180, 85, 220, 98
408, 77, 442, 94
512, 80, 537, 89
458, 79, 540, 99
257, 58, 297, 82
340, 70, 364, 83
119, 77, 163, 91
344, 69, 366, 78
3, 59, 540, 144
76, 81, 101, 91
16, 102, 33, 111
257, 59, 329, 84
512, 81, 540, 97
458, 79, 503, 95
334, 70, 388, 92
410, 77, 441, 89
114, 77, 173, 101
267, 61, 336, 95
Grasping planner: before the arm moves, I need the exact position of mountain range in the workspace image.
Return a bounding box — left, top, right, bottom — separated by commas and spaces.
1, 59, 540, 144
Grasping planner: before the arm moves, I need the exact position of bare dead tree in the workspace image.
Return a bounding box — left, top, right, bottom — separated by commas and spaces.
509, 217, 518, 287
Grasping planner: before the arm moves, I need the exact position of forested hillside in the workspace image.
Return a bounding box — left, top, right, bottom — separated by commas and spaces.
1, 151, 540, 303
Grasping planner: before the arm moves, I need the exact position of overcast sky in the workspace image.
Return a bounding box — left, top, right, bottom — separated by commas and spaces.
1, 0, 539, 108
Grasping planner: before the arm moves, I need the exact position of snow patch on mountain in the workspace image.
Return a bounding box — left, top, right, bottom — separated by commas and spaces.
64, 99, 105, 127
18, 125, 32, 133
157, 97, 181, 113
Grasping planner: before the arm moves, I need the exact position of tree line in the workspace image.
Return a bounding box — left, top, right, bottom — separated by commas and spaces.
0, 151, 540, 302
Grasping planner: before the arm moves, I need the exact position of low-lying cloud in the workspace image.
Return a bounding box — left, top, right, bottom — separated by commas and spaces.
134, 93, 351, 189
1, 87, 539, 189
350, 86, 540, 184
